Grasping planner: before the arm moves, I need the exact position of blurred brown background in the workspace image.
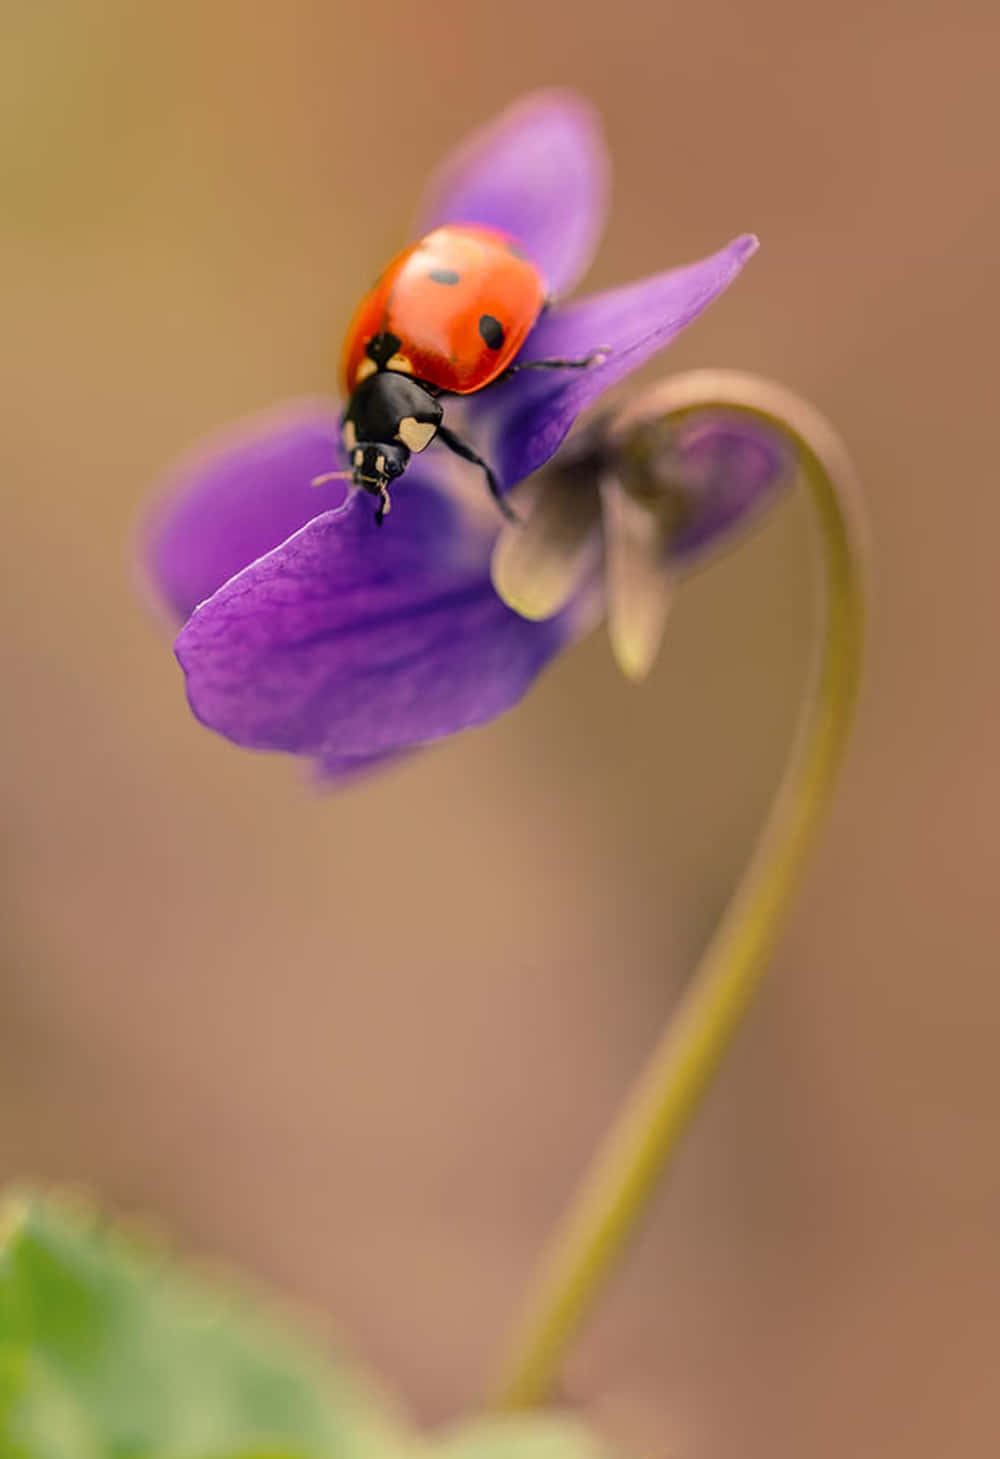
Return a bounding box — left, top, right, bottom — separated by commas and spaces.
2, 2, 998, 1455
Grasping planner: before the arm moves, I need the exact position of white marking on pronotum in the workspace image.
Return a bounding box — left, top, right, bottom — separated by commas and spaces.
397, 416, 438, 452
342, 420, 357, 451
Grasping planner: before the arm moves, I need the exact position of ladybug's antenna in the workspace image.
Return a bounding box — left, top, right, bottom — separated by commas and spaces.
374, 485, 391, 526
310, 469, 353, 487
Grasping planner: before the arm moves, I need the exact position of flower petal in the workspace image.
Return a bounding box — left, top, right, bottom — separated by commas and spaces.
143, 399, 347, 622
414, 90, 609, 298
607, 382, 797, 568
599, 471, 676, 681
490, 472, 602, 621
314, 747, 410, 783
175, 459, 598, 760
660, 411, 795, 564
467, 235, 759, 491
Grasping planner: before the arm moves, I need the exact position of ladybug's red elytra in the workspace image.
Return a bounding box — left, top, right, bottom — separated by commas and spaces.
323, 223, 601, 525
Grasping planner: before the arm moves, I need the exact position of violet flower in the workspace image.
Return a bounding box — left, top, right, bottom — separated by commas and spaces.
143, 91, 790, 778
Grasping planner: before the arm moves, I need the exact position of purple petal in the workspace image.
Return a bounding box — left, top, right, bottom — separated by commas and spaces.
663, 410, 795, 563
142, 399, 347, 622
313, 747, 411, 783
414, 90, 609, 299
175, 461, 597, 761
467, 236, 759, 490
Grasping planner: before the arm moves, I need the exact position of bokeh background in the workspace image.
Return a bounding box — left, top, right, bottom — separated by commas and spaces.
3, 2, 998, 1455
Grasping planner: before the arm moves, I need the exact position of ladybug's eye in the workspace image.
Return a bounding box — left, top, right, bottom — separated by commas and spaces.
397, 417, 438, 453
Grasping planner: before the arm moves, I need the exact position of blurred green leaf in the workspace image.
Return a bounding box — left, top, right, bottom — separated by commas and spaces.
0, 1193, 616, 1459
0, 1192, 405, 1459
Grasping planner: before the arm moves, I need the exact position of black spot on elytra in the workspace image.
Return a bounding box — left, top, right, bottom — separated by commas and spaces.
366, 331, 401, 366
479, 314, 505, 350
428, 267, 461, 285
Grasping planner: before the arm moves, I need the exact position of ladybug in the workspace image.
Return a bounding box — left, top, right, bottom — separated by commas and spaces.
322, 223, 599, 524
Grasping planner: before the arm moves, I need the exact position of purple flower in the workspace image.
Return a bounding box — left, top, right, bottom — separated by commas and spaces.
143, 91, 790, 778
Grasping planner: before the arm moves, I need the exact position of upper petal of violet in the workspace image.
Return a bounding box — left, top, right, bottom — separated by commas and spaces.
414, 90, 609, 299
143, 399, 346, 622
175, 458, 598, 762
467, 235, 759, 492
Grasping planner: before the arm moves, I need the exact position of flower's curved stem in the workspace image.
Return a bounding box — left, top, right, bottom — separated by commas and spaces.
488, 372, 868, 1410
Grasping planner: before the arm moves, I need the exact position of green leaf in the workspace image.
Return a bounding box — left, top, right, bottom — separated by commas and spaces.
0, 1192, 617, 1459
0, 1192, 406, 1459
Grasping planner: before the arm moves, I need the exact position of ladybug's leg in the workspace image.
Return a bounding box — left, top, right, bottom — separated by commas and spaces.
373, 484, 392, 527
436, 425, 518, 523
500, 350, 606, 380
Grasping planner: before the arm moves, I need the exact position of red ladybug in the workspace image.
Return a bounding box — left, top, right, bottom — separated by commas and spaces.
328, 223, 597, 524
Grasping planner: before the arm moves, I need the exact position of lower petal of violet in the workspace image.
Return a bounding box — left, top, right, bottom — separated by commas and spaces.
314, 747, 412, 782
175, 468, 598, 762
467, 235, 759, 491
143, 399, 347, 622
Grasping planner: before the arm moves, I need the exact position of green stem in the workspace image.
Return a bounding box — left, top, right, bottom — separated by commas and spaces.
488, 372, 868, 1410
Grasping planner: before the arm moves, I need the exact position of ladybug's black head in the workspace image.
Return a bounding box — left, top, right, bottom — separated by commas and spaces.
351, 440, 410, 486
342, 371, 443, 524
